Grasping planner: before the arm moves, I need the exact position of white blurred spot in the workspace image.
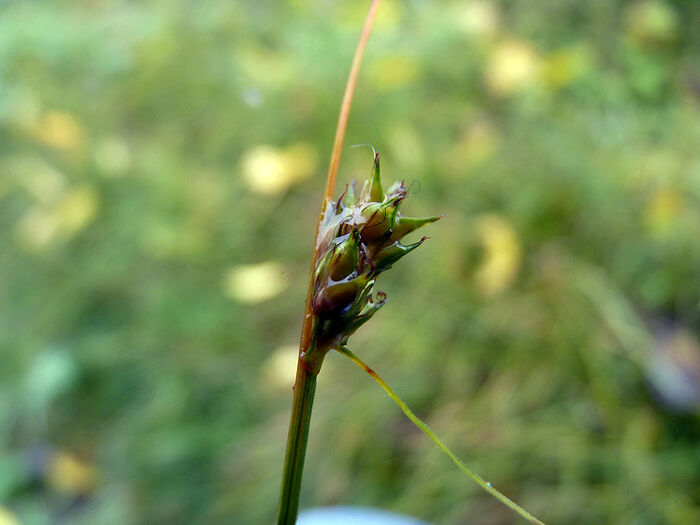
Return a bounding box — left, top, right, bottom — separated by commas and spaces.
25, 349, 78, 413
242, 88, 263, 108
223, 261, 288, 303
486, 40, 540, 96
261, 345, 299, 393
454, 1, 500, 38
299, 507, 427, 525
648, 327, 700, 411
12, 157, 67, 205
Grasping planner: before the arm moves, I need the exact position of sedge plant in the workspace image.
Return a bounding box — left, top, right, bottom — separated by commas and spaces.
277, 2, 545, 524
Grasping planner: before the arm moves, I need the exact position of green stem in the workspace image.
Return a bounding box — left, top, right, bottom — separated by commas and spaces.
276, 361, 318, 525
337, 346, 546, 525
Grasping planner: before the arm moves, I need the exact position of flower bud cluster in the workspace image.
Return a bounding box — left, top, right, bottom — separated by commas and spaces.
311, 153, 440, 346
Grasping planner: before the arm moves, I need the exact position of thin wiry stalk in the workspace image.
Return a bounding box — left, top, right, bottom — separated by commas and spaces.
336, 346, 546, 525
277, 2, 382, 524
322, 0, 382, 206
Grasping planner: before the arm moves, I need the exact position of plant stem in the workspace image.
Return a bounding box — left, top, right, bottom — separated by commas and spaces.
276, 361, 317, 524
277, 3, 382, 524
337, 346, 546, 525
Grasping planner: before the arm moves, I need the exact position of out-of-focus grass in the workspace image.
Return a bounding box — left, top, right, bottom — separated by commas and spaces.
0, 1, 698, 524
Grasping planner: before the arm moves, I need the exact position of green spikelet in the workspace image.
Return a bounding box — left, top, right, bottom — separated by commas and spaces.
312, 152, 441, 347
363, 153, 384, 202
391, 215, 442, 242
359, 199, 399, 242
328, 230, 360, 280
374, 237, 428, 271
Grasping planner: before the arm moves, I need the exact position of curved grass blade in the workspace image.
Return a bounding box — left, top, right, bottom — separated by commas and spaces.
336, 345, 546, 525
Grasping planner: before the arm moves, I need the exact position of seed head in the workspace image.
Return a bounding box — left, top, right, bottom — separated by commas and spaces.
312, 153, 441, 346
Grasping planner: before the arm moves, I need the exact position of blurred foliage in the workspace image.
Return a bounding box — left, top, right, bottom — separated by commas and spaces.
1, 1, 699, 524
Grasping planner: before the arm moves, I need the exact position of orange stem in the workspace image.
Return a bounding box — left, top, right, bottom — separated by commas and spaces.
323, 0, 382, 205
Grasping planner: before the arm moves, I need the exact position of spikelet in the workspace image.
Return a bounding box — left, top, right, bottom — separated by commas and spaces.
312, 153, 441, 347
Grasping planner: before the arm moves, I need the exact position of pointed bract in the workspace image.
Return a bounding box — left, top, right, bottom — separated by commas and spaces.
391, 215, 442, 242
341, 291, 387, 340
374, 237, 428, 271
360, 153, 384, 202
368, 153, 384, 202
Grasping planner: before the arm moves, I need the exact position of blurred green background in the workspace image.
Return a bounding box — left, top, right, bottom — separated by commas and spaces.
1, 1, 699, 523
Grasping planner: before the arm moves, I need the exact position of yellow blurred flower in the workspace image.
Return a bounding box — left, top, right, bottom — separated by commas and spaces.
241, 143, 318, 195
474, 214, 521, 297
542, 44, 592, 90
242, 147, 287, 195
0, 506, 19, 525
260, 344, 299, 393
55, 186, 99, 235
368, 55, 420, 91
34, 111, 85, 152
46, 451, 97, 496
646, 188, 682, 234
486, 40, 540, 96
223, 261, 288, 304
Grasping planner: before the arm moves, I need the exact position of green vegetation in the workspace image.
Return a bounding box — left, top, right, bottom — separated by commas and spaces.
1, 1, 698, 524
